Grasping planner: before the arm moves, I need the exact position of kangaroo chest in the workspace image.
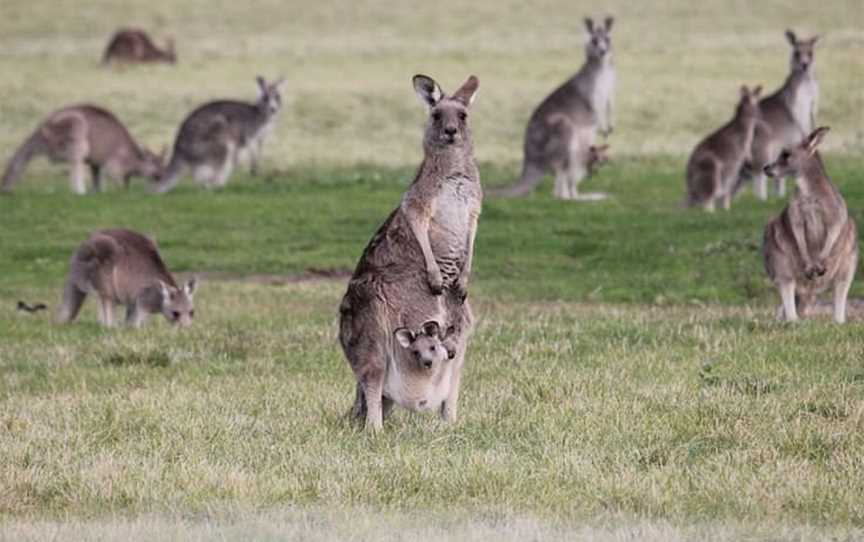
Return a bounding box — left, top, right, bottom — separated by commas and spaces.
796, 198, 828, 247
788, 77, 818, 132
591, 66, 615, 113
384, 355, 454, 412
430, 175, 478, 283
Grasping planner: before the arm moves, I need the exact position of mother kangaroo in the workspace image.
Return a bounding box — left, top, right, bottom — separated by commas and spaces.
339, 74, 482, 431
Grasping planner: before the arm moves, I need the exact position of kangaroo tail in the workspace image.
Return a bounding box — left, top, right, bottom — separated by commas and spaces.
77, 234, 121, 266
2, 131, 46, 192
490, 161, 545, 198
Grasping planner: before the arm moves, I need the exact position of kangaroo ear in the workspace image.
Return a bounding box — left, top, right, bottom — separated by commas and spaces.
804, 126, 830, 156
752, 85, 763, 98
394, 328, 415, 348
183, 277, 197, 298
157, 280, 172, 303
256, 75, 268, 96
739, 85, 750, 98
808, 35, 820, 46
421, 320, 441, 338
413, 74, 443, 108
785, 29, 798, 45
604, 16, 614, 32
452, 75, 479, 106
272, 77, 286, 90
584, 17, 594, 33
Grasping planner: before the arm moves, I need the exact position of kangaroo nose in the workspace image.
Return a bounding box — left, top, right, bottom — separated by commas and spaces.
423, 359, 433, 369
444, 126, 457, 136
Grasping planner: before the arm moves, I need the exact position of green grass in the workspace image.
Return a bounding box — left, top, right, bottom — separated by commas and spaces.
2, 0, 864, 539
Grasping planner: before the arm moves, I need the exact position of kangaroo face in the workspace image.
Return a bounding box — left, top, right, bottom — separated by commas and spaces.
587, 144, 610, 174
786, 30, 818, 74
256, 76, 284, 116
159, 278, 196, 327
394, 321, 453, 373
584, 16, 614, 59
764, 126, 829, 179
139, 147, 166, 182
413, 74, 479, 150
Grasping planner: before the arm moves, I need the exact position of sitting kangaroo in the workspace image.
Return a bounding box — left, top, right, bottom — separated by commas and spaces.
58, 229, 197, 327
102, 28, 176, 65
495, 16, 615, 199
685, 86, 762, 211
1, 105, 165, 194
152, 76, 284, 193
339, 74, 481, 430
763, 127, 858, 323
741, 30, 820, 200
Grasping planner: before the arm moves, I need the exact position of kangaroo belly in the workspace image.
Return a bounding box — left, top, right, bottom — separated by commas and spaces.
430, 176, 474, 283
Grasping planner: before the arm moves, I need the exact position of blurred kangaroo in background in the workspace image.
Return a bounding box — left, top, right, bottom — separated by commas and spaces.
555, 143, 610, 199
152, 76, 284, 193
102, 28, 176, 64
58, 229, 197, 327
495, 16, 615, 199
1, 105, 165, 194
741, 30, 820, 200
762, 127, 857, 323
339, 74, 481, 430
685, 86, 762, 211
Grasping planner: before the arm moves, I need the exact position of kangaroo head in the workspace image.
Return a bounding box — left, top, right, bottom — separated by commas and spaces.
256, 76, 285, 116
584, 16, 614, 60
785, 30, 819, 74
736, 84, 762, 117
139, 146, 168, 182
157, 278, 197, 326
413, 74, 479, 150
764, 126, 829, 179
394, 320, 453, 372
587, 144, 610, 175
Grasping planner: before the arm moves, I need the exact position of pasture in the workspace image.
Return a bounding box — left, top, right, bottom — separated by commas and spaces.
1, 0, 863, 540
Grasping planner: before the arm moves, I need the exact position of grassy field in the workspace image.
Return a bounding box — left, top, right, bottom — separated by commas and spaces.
2, 0, 864, 540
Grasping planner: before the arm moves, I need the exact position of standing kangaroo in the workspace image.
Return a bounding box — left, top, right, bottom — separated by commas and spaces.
763, 127, 857, 323
495, 16, 615, 199
58, 229, 197, 327
742, 30, 820, 200
1, 105, 165, 194
152, 76, 284, 193
685, 86, 762, 211
102, 28, 176, 65
339, 74, 481, 430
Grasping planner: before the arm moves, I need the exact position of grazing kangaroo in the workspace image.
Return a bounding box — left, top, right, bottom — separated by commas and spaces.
1, 105, 165, 194
763, 127, 857, 323
743, 30, 820, 200
102, 28, 176, 64
495, 16, 615, 199
58, 229, 197, 327
339, 74, 481, 430
685, 86, 762, 211
152, 76, 284, 193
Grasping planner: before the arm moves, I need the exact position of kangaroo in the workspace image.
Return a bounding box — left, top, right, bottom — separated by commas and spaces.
742, 30, 820, 201
102, 28, 176, 65
555, 143, 611, 199
57, 229, 197, 327
685, 86, 762, 211
152, 76, 284, 193
2, 105, 165, 194
762, 127, 857, 323
339, 74, 481, 430
495, 16, 615, 199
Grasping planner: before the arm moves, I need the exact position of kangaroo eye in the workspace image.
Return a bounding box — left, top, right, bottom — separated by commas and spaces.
171, 311, 180, 320
432, 111, 442, 122
458, 111, 467, 121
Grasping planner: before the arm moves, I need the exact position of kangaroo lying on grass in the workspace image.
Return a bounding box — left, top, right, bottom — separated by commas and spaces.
153, 76, 284, 193
685, 86, 762, 211
741, 30, 820, 200
339, 74, 481, 430
495, 16, 615, 199
102, 28, 176, 65
58, 229, 197, 327
763, 127, 857, 323
1, 105, 165, 194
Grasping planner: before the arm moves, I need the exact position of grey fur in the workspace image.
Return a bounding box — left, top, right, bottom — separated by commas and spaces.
152, 76, 284, 193
339, 74, 481, 430
1, 105, 165, 194
762, 127, 857, 323
102, 28, 176, 65
57, 229, 197, 328
741, 30, 820, 200
495, 16, 615, 199
685, 86, 762, 211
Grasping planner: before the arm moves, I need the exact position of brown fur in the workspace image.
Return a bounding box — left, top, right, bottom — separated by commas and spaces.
762, 127, 857, 323
58, 229, 197, 327
102, 28, 176, 65
685, 86, 762, 211
339, 74, 481, 430
1, 105, 164, 194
